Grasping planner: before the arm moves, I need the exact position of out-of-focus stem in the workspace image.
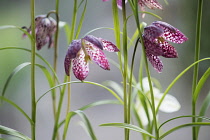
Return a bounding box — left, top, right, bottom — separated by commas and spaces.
30, 0, 36, 139
192, 0, 203, 140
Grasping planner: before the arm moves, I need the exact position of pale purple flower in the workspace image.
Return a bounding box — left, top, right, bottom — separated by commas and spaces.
143, 21, 188, 72
23, 15, 57, 50
64, 35, 119, 81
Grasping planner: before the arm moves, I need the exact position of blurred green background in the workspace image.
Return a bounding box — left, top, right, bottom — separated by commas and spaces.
0, 0, 210, 139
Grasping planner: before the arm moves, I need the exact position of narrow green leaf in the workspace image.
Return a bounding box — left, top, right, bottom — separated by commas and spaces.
159, 122, 210, 139
196, 91, 210, 135
103, 81, 123, 98
100, 123, 155, 138
60, 100, 121, 129
59, 21, 71, 44
75, 110, 97, 140
0, 125, 31, 140
0, 96, 33, 125
159, 115, 210, 130
2, 62, 31, 97
75, 0, 87, 39
63, 110, 98, 140
156, 58, 210, 113
0, 25, 32, 40
193, 68, 210, 103
37, 81, 123, 104
0, 47, 60, 84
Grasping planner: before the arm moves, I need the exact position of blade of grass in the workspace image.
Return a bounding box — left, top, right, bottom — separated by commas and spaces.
0, 125, 31, 140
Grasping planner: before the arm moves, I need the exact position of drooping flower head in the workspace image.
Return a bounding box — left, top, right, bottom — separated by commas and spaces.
64, 35, 119, 81
102, 0, 162, 17
22, 15, 57, 50
143, 21, 188, 72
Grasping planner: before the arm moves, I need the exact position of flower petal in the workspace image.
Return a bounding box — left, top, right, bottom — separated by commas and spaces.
159, 41, 178, 58
83, 35, 103, 50
146, 53, 163, 72
115, 0, 128, 9
72, 52, 89, 81
139, 0, 162, 10
155, 93, 181, 113
143, 25, 164, 42
144, 37, 164, 56
64, 40, 82, 76
86, 44, 110, 70
100, 38, 119, 52
152, 21, 188, 44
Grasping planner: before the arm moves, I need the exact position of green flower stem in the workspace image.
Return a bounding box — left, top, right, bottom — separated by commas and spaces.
127, 38, 139, 137
52, 89, 65, 140
121, 0, 129, 140
192, 0, 203, 139
66, 74, 71, 115
30, 0, 36, 140
112, 0, 123, 75
130, 0, 159, 139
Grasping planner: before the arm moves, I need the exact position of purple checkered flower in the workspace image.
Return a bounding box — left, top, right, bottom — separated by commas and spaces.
64, 35, 119, 81
143, 21, 188, 72
23, 15, 57, 50
103, 0, 161, 17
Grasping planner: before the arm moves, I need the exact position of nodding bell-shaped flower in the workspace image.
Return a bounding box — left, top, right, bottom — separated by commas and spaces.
138, 0, 162, 18
22, 15, 57, 50
64, 35, 119, 81
102, 0, 161, 17
143, 21, 188, 72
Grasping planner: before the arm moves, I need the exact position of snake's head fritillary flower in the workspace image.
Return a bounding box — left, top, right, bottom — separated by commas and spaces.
138, 0, 162, 18
143, 21, 188, 72
22, 15, 57, 50
64, 35, 119, 81
102, 0, 128, 9
103, 0, 161, 17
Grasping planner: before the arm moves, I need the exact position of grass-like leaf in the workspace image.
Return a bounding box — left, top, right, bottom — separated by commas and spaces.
100, 123, 155, 138
75, 0, 87, 39
59, 99, 121, 128
0, 47, 60, 84
37, 81, 123, 104
63, 110, 97, 140
0, 125, 31, 140
193, 68, 210, 103
59, 21, 71, 44
0, 25, 32, 40
159, 115, 210, 130
0, 96, 33, 125
156, 58, 210, 113
196, 91, 210, 136
159, 122, 210, 139
1, 62, 31, 97
103, 81, 123, 99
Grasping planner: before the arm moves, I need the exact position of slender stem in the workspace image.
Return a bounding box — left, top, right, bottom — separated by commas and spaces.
130, 0, 159, 138
70, 0, 77, 41
128, 38, 139, 128
121, 1, 129, 140
52, 91, 65, 140
112, 0, 123, 75
30, 0, 36, 139
66, 72, 71, 115
192, 0, 203, 139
